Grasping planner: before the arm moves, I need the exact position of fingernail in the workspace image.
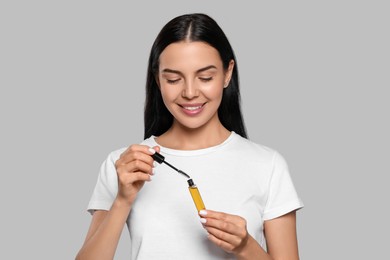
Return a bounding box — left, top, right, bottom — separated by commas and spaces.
200, 218, 207, 224
199, 210, 207, 216
153, 161, 157, 167
148, 148, 156, 154
151, 168, 155, 175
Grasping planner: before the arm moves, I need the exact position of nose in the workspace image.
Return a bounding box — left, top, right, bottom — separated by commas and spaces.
182, 81, 199, 99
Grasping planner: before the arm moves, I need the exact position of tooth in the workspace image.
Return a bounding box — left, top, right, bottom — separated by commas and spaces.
185, 106, 201, 110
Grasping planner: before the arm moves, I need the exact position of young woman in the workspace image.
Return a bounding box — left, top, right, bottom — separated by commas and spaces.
76, 13, 303, 260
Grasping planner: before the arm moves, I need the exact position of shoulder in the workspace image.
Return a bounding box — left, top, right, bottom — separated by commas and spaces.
230, 132, 279, 163
103, 136, 156, 163
105, 147, 126, 164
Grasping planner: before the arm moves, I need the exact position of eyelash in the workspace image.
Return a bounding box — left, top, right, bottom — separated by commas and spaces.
165, 77, 213, 84
167, 79, 180, 84
199, 77, 212, 82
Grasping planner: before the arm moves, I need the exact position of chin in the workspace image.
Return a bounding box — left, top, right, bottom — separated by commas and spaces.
174, 117, 218, 131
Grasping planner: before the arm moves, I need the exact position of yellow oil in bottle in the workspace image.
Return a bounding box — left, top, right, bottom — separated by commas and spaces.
188, 179, 205, 211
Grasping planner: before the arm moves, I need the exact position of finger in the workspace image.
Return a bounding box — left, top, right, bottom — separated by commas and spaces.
119, 152, 153, 168
118, 152, 155, 167
119, 147, 155, 165
119, 171, 151, 184
199, 209, 233, 220
154, 146, 161, 153
124, 144, 154, 154
207, 233, 236, 253
205, 226, 241, 246
201, 217, 238, 236
199, 210, 245, 225
128, 171, 152, 183
116, 158, 154, 177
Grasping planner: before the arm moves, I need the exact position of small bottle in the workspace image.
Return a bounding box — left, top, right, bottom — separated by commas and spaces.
187, 179, 206, 212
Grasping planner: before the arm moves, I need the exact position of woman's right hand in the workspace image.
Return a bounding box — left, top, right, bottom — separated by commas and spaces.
114, 144, 159, 206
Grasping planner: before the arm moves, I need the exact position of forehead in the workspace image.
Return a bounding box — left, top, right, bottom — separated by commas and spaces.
159, 41, 222, 71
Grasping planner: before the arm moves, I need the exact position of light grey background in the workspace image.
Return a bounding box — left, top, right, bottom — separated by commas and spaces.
1, 0, 389, 259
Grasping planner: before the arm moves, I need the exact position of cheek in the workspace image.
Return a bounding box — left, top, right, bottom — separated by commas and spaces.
203, 83, 224, 101
160, 85, 179, 105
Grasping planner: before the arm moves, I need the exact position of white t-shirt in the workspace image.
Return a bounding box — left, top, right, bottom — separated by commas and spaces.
87, 132, 303, 259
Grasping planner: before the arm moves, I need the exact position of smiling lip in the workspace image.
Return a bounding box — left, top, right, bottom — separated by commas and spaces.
179, 103, 206, 116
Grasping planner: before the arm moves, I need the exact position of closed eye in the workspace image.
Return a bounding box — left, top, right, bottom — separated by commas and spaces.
166, 78, 181, 84
199, 77, 212, 82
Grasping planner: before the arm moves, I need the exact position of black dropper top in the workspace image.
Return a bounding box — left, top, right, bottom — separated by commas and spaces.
151, 152, 191, 179
187, 178, 195, 187
151, 152, 164, 164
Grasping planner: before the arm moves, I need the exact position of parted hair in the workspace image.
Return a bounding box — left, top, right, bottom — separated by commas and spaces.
144, 13, 247, 139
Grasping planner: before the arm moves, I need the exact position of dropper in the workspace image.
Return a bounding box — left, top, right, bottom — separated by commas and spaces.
151, 152, 191, 179
151, 151, 206, 212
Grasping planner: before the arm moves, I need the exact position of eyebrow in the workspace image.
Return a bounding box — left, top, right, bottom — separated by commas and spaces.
161, 65, 217, 76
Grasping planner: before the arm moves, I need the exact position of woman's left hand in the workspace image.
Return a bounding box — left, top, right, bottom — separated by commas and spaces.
199, 209, 250, 255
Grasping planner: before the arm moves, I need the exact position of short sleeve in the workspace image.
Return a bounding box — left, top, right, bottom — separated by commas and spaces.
87, 151, 121, 214
263, 151, 304, 220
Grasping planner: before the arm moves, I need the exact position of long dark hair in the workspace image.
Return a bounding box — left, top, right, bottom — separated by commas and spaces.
144, 13, 247, 139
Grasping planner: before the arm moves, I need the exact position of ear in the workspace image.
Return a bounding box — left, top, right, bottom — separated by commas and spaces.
224, 60, 235, 88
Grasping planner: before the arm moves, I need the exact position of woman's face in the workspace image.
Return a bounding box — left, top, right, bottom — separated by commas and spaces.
157, 41, 234, 131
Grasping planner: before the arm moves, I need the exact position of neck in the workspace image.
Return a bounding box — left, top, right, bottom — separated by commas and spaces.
156, 122, 231, 150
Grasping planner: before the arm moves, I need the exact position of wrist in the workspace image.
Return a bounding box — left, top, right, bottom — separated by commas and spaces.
236, 235, 263, 260
113, 196, 133, 211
